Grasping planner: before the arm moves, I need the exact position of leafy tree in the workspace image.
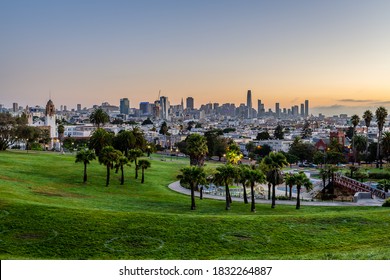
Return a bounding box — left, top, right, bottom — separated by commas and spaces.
294, 172, 313, 209
376, 106, 388, 168
274, 124, 284, 140
256, 131, 270, 140
225, 142, 243, 164
204, 129, 224, 158
138, 159, 151, 184
131, 127, 147, 151
262, 152, 288, 208
301, 121, 312, 139
214, 164, 236, 210
112, 130, 135, 157
177, 166, 206, 210
223, 127, 236, 134
350, 114, 360, 165
214, 136, 228, 161
89, 108, 109, 128
98, 146, 122, 186
288, 137, 316, 162
0, 113, 24, 150
75, 149, 96, 183
313, 151, 326, 167
159, 121, 169, 135
185, 133, 208, 166
141, 118, 153, 125
88, 128, 113, 156
254, 144, 272, 160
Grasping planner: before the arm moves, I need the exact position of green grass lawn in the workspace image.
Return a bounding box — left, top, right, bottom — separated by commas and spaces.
1, 150, 390, 260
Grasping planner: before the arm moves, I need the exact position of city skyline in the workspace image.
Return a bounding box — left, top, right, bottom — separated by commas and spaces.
2, 0, 390, 116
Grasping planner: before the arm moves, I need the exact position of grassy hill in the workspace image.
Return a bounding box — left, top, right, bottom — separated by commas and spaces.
0, 150, 390, 259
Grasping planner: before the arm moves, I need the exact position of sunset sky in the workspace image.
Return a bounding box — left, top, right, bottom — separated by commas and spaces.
1, 0, 390, 116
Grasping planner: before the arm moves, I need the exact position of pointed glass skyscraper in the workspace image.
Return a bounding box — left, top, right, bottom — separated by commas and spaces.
246, 90, 252, 118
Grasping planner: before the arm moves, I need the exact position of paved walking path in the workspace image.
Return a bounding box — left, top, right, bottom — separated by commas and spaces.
168, 181, 385, 207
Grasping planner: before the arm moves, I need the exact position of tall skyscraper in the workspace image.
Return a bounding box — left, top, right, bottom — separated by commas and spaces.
275, 102, 280, 118
12, 102, 18, 112
305, 100, 309, 117
160, 96, 170, 120
77, 104, 81, 111
246, 90, 252, 118
186, 97, 194, 110
139, 102, 150, 115
120, 98, 130, 114
300, 103, 305, 117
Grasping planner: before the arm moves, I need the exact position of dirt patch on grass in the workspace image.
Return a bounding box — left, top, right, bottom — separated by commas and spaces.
33, 190, 90, 198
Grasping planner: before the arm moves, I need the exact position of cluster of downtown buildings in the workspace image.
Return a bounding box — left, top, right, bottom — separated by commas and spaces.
1, 90, 387, 155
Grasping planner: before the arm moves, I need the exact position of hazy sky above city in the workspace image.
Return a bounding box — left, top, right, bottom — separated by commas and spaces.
1, 0, 390, 116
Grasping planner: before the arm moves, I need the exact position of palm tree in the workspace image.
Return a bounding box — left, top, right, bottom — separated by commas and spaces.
375, 106, 388, 168
177, 166, 206, 210
214, 164, 236, 210
245, 168, 266, 212
128, 148, 144, 179
350, 114, 360, 165
235, 165, 250, 204
353, 135, 367, 164
294, 172, 313, 209
90, 108, 109, 129
362, 110, 373, 161
115, 155, 129, 185
75, 149, 96, 183
138, 159, 151, 183
262, 152, 288, 208
381, 131, 390, 162
88, 128, 113, 156
284, 173, 296, 200
185, 133, 208, 166
98, 146, 122, 186
57, 124, 65, 151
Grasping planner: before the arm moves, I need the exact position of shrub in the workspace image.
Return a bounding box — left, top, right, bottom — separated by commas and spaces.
382, 198, 390, 207
368, 172, 390, 180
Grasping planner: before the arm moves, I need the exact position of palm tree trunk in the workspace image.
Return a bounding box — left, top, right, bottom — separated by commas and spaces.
289, 184, 293, 200
296, 186, 301, 209
225, 184, 231, 210
135, 163, 139, 179
271, 184, 276, 208
120, 165, 124, 185
141, 168, 145, 183
267, 183, 271, 200
83, 163, 87, 183
200, 186, 203, 200
243, 183, 248, 204
250, 183, 256, 212
285, 183, 288, 197
190, 183, 196, 210
377, 131, 381, 168
106, 165, 110, 186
